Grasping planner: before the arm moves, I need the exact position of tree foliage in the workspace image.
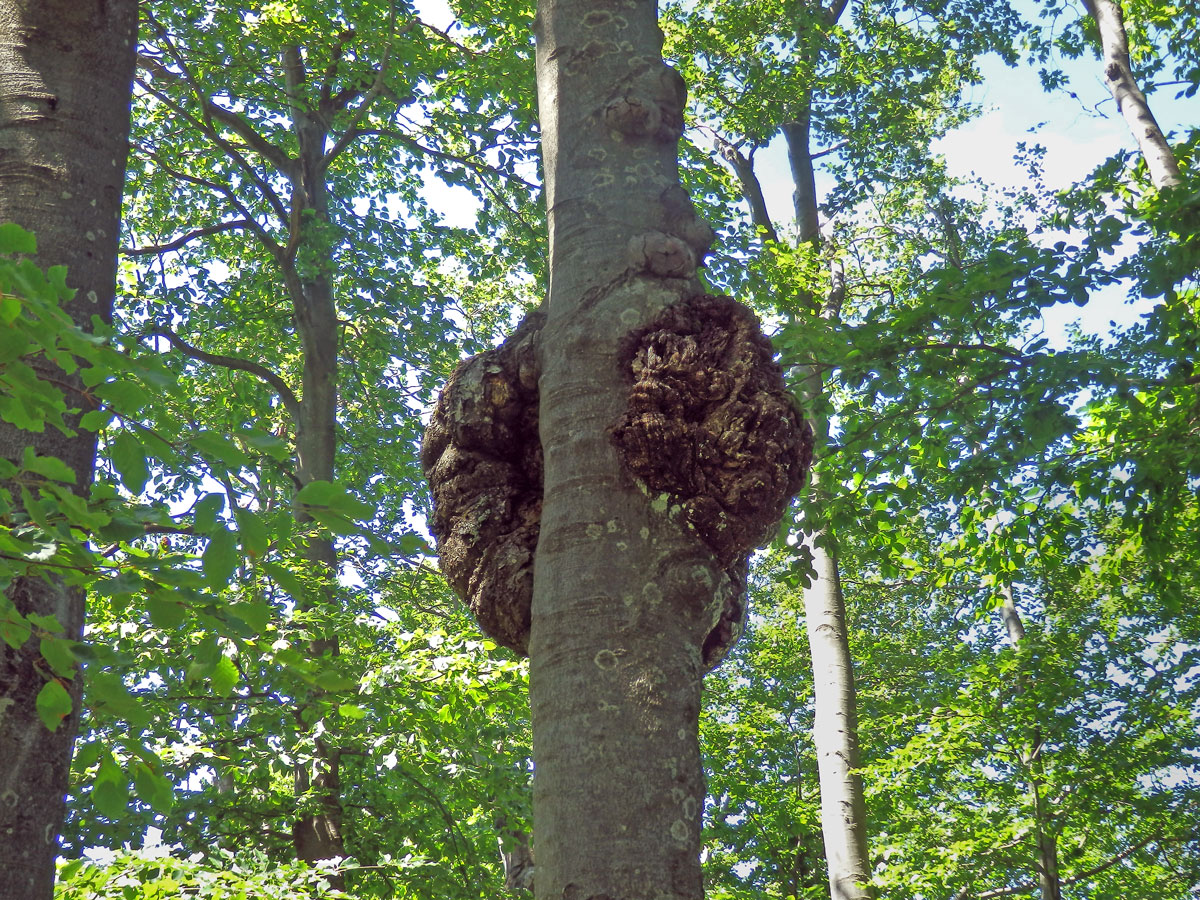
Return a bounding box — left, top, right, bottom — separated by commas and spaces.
0, 0, 1194, 897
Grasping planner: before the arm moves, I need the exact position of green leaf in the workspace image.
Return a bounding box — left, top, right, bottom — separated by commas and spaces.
190, 430, 252, 470
338, 703, 367, 720
78, 408, 114, 431
92, 773, 129, 819
193, 491, 226, 533
203, 526, 238, 588
228, 599, 272, 634
89, 671, 138, 719
109, 431, 149, 494
95, 379, 151, 416
39, 636, 78, 678
21, 447, 76, 484
235, 507, 269, 556
145, 594, 187, 629
295, 480, 373, 519
0, 294, 20, 324
1, 612, 31, 650
131, 762, 174, 814
0, 223, 37, 254
314, 669, 358, 693
210, 654, 239, 696
263, 561, 307, 602
238, 428, 291, 461
35, 680, 73, 732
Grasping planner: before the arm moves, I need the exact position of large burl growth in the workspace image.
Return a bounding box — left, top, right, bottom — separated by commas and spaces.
422, 295, 811, 666
421, 311, 543, 655
613, 293, 813, 665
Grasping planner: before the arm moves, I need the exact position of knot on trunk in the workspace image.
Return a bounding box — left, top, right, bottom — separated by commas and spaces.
420, 310, 543, 655
613, 293, 813, 664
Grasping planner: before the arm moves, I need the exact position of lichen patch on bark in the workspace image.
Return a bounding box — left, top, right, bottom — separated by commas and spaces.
421, 310, 543, 655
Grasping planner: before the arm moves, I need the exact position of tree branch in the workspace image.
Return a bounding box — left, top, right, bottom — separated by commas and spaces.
319, 1, 401, 172
147, 325, 301, 425
136, 144, 286, 261
122, 219, 250, 257
701, 126, 779, 242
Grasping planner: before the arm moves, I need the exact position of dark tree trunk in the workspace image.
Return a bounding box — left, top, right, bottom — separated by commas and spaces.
281, 44, 346, 877
0, 1, 137, 896
999, 587, 1062, 900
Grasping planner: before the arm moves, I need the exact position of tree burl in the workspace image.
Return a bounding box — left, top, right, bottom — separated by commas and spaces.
422, 294, 811, 667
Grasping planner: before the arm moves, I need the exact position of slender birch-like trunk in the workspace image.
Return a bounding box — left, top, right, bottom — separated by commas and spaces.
784, 106, 874, 900
1082, 0, 1182, 188
0, 2, 137, 896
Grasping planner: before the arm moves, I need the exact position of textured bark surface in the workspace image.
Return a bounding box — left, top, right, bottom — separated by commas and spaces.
422, 310, 544, 654
1083, 0, 1182, 189
614, 292, 811, 667
422, 2, 810, 894
423, 295, 810, 669
527, 1, 806, 898
0, 2, 137, 897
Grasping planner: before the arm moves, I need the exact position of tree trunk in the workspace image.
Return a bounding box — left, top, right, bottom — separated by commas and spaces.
281, 45, 346, 876
529, 2, 802, 897
1082, 0, 1182, 189
999, 587, 1062, 900
783, 111, 874, 900
0, 1, 136, 896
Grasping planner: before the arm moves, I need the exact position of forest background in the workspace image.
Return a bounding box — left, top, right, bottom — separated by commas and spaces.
0, 0, 1197, 898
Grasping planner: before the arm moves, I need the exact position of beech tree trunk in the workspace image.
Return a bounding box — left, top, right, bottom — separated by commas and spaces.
999, 587, 1062, 900
280, 44, 346, 876
783, 107, 874, 900
1082, 0, 1182, 189
531, 2, 732, 896
0, 1, 137, 896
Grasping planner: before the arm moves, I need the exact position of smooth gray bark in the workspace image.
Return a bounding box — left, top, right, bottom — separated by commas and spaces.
784, 113, 874, 900
1082, 0, 1182, 189
0, 1, 137, 896
530, 1, 728, 897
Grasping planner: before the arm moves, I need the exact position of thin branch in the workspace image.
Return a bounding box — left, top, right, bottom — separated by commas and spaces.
319, 1, 401, 171
811, 140, 849, 160
702, 125, 779, 243
136, 144, 286, 261
147, 325, 301, 425
122, 219, 250, 256
139, 9, 298, 225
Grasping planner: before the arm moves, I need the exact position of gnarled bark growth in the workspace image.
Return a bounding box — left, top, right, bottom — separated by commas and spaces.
422, 295, 811, 670
614, 292, 812, 665
421, 310, 544, 655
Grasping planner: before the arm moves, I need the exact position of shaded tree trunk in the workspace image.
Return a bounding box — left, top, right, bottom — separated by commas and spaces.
0, 1, 137, 896
280, 44, 346, 877
1082, 0, 1182, 188
999, 586, 1062, 900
